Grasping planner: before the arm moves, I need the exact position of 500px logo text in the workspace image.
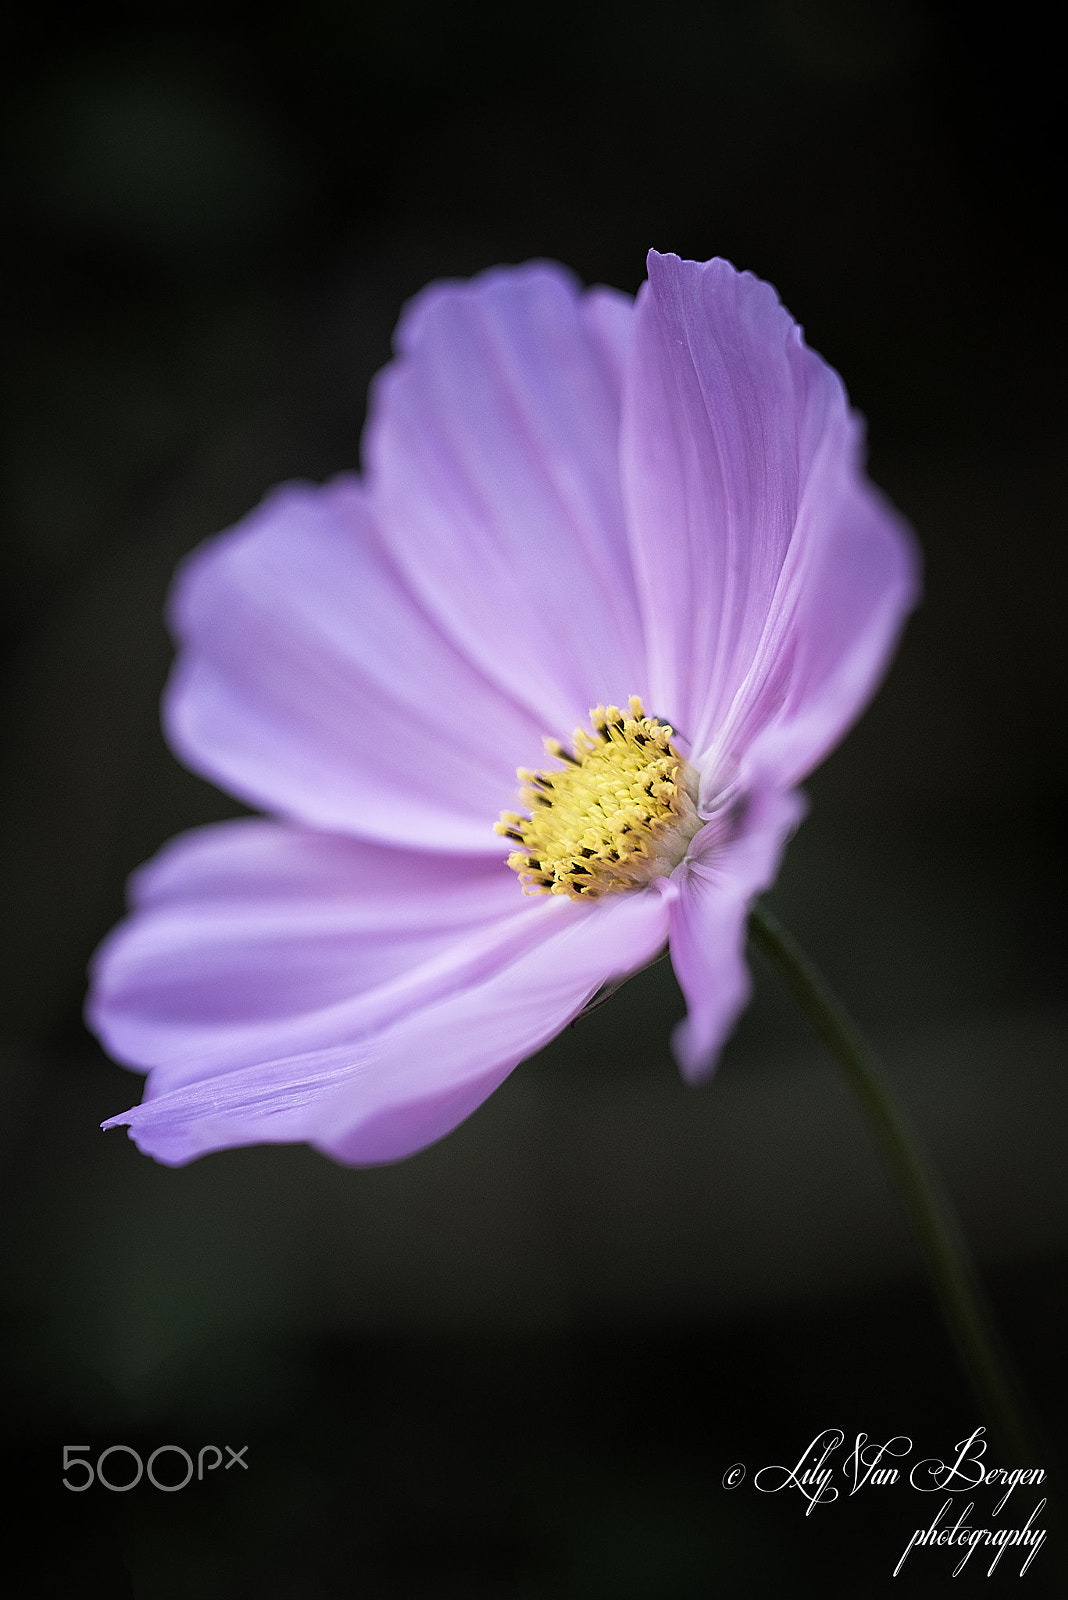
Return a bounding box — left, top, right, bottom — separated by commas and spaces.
62, 1444, 249, 1492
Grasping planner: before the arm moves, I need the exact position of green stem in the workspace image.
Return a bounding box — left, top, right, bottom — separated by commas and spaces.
747, 901, 1045, 1475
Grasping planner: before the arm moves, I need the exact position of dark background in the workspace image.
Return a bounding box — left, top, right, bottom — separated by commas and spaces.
1, 1, 1065, 1594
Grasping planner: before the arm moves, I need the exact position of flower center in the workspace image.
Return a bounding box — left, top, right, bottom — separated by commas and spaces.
496, 696, 702, 899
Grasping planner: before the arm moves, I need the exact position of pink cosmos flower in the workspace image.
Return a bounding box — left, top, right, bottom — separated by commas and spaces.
88, 250, 918, 1166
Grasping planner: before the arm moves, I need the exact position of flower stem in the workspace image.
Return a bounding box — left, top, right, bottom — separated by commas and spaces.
747, 900, 1046, 1475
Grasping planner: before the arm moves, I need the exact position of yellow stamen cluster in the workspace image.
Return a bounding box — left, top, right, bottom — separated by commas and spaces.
496, 696, 701, 899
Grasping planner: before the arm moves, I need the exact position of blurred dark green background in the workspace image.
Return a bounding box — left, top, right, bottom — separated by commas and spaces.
1, 1, 1065, 1594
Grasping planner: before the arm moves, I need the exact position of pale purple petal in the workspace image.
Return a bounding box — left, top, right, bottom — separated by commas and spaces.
668, 787, 806, 1082
102, 885, 671, 1166
166, 479, 548, 849
581, 283, 636, 398
365, 264, 648, 736
89, 818, 560, 1091
730, 411, 919, 788
622, 251, 918, 786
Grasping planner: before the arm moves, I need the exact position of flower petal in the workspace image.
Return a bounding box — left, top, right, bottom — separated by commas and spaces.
88, 819, 556, 1090
165, 480, 548, 849
101, 882, 671, 1166
365, 264, 648, 735
733, 412, 919, 788
668, 787, 806, 1082
622, 251, 918, 785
